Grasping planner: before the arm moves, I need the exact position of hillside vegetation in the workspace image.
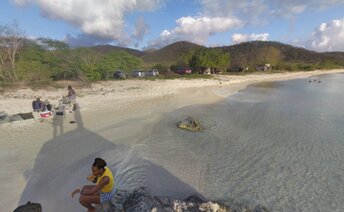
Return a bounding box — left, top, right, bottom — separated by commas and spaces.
141, 41, 204, 65
1, 23, 344, 86
219, 41, 344, 71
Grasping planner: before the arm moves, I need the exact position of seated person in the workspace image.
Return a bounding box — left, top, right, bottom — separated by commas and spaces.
32, 97, 45, 112
71, 158, 115, 211
44, 99, 52, 111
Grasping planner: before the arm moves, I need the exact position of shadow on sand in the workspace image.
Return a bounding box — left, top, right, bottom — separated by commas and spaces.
18, 107, 203, 211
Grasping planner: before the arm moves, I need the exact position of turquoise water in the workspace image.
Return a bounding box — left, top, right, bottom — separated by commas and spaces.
138, 73, 344, 211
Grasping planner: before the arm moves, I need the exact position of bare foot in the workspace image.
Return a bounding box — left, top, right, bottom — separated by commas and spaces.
71, 188, 81, 198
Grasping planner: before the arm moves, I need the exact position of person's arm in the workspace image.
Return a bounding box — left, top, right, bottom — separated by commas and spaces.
81, 176, 109, 195
87, 175, 98, 183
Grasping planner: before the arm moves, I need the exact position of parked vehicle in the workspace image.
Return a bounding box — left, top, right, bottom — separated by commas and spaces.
114, 70, 126, 79
175, 68, 192, 75
132, 70, 145, 77
146, 69, 159, 77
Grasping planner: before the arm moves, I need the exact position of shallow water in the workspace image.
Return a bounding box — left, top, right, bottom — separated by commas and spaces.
17, 74, 344, 211
135, 73, 344, 211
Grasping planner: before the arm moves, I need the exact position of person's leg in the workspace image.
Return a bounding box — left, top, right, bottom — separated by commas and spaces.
81, 185, 97, 194
71, 98, 77, 111
79, 194, 100, 212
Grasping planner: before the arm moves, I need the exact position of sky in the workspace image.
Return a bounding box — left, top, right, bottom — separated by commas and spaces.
1, 0, 344, 52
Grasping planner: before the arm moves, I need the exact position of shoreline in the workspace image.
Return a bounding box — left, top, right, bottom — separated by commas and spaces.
1, 69, 344, 211
1, 69, 344, 116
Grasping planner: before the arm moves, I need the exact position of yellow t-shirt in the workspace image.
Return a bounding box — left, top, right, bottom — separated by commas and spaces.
96, 167, 114, 193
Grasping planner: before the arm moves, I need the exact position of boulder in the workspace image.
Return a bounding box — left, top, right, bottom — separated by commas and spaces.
13, 201, 42, 212
102, 187, 237, 212
0, 112, 35, 125
0, 111, 7, 123
177, 116, 201, 132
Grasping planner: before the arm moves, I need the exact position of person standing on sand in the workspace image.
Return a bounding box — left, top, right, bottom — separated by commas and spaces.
71, 158, 115, 212
67, 85, 77, 111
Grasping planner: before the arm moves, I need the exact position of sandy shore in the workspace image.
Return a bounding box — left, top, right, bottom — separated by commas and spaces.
0, 69, 343, 211
1, 69, 344, 116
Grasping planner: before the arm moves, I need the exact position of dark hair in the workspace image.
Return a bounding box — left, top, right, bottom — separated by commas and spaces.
92, 158, 107, 169
68, 85, 72, 89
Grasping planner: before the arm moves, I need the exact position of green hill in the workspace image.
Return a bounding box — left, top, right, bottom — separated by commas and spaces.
90, 45, 145, 57
2, 38, 344, 85
88, 41, 344, 70
217, 41, 344, 70
140, 41, 205, 65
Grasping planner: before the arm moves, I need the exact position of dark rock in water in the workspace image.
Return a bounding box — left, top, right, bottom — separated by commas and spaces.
177, 116, 202, 132
106, 187, 166, 212
95, 187, 268, 212
184, 195, 205, 203
13, 201, 42, 212
252, 205, 270, 212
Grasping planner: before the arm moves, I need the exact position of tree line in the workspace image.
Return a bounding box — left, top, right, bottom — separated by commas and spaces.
0, 23, 143, 83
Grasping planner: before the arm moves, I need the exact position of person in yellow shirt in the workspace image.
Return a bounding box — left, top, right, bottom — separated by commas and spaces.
71, 158, 115, 212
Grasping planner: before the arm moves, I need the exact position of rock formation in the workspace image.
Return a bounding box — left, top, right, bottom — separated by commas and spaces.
177, 116, 202, 132
96, 187, 269, 212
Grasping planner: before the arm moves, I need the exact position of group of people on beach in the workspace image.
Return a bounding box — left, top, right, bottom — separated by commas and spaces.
32, 85, 77, 113
32, 98, 51, 112
31, 87, 116, 211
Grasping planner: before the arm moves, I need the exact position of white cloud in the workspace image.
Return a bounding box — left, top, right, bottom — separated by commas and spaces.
132, 17, 149, 48
307, 18, 344, 51
148, 16, 242, 48
12, 0, 344, 49
12, 0, 164, 46
64, 33, 114, 48
201, 0, 344, 22
148, 0, 344, 49
201, 0, 268, 23
232, 33, 270, 44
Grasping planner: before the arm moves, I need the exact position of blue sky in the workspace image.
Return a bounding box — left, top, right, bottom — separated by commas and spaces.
1, 0, 344, 51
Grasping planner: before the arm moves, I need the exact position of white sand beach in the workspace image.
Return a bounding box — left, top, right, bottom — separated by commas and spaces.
1, 69, 343, 211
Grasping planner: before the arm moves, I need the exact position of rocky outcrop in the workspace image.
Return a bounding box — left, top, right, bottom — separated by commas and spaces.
14, 187, 269, 212
0, 112, 34, 124
96, 187, 269, 212
13, 201, 42, 212
177, 116, 202, 132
